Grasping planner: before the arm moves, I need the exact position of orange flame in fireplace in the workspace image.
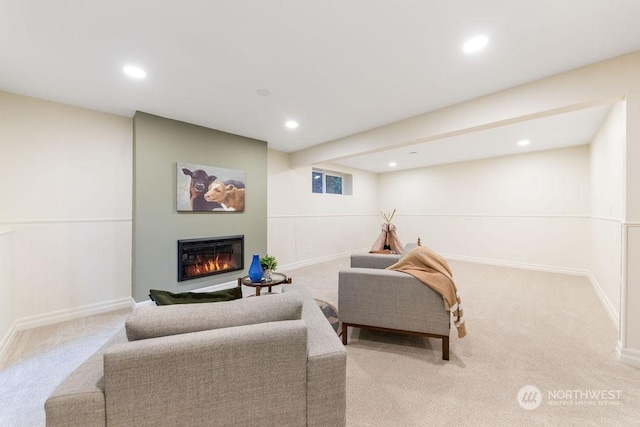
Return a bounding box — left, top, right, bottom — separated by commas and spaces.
185, 254, 235, 277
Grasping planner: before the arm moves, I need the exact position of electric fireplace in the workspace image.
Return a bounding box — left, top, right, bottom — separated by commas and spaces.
177, 235, 244, 282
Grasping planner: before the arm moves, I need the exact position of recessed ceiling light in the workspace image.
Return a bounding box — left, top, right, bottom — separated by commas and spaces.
257, 89, 271, 97
517, 139, 531, 146
409, 151, 417, 155
389, 162, 397, 167
462, 36, 489, 54
123, 65, 146, 79
285, 120, 299, 129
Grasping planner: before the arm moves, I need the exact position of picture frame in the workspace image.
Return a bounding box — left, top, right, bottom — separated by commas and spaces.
177, 162, 246, 212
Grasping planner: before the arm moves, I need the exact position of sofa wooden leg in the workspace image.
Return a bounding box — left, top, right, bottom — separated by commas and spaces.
442, 336, 449, 360
342, 324, 348, 345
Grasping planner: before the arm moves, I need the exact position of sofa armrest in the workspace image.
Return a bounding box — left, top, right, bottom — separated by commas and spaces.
280, 285, 347, 427
105, 320, 308, 427
45, 329, 128, 427
338, 268, 450, 336
350, 253, 401, 269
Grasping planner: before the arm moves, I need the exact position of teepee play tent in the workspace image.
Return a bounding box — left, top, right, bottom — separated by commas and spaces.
370, 209, 403, 254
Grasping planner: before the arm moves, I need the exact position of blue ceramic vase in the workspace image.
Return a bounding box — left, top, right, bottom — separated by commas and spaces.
248, 254, 264, 282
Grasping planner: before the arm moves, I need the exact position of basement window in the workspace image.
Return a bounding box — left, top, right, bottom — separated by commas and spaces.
312, 168, 352, 195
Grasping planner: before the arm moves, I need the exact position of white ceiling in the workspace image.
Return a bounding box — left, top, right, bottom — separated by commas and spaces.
1, 1, 639, 169
334, 105, 613, 173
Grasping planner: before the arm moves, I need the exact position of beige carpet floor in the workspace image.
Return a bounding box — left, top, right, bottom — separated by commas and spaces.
2, 257, 640, 426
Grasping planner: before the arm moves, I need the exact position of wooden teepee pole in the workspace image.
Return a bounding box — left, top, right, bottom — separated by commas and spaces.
380, 209, 396, 224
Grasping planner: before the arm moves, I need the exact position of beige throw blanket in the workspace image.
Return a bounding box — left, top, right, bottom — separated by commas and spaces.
387, 246, 467, 338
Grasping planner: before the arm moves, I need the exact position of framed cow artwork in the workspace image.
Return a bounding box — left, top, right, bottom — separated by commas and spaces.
176, 162, 246, 212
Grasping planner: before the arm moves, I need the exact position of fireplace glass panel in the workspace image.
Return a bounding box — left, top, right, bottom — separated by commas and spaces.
178, 235, 243, 281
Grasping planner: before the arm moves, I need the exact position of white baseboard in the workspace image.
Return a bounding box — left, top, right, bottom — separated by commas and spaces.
194, 280, 239, 292
278, 248, 367, 272
0, 320, 19, 368
134, 299, 154, 308
441, 252, 590, 276
585, 273, 620, 329
0, 297, 134, 367
617, 342, 640, 369
441, 252, 620, 329
13, 297, 135, 332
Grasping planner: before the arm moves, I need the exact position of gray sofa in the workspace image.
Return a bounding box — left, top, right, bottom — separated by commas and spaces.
45, 284, 346, 427
339, 245, 451, 360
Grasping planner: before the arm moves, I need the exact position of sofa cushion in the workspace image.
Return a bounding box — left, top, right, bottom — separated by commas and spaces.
149, 287, 242, 305
126, 292, 303, 341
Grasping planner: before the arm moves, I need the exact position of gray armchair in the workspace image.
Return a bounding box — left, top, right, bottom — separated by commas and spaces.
338, 245, 451, 360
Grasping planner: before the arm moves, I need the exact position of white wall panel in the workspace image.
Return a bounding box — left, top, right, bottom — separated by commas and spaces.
12, 221, 131, 319
590, 219, 622, 320
589, 101, 626, 325
619, 91, 640, 366
590, 102, 625, 218
0, 91, 132, 330
267, 150, 379, 267
393, 214, 589, 272
266, 217, 297, 264
0, 230, 14, 354
378, 146, 590, 272
268, 214, 379, 268
379, 146, 590, 216
624, 225, 640, 361
0, 92, 132, 221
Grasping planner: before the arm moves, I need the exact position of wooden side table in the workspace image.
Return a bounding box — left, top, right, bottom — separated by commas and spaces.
238, 272, 292, 296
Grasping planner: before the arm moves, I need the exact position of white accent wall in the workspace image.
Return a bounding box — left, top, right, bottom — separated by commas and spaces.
0, 229, 14, 360
620, 90, 640, 367
0, 92, 133, 344
590, 101, 625, 323
267, 150, 379, 268
378, 146, 591, 273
